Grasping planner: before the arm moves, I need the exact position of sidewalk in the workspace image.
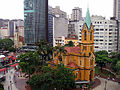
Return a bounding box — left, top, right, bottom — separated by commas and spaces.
3, 68, 18, 90
13, 72, 28, 90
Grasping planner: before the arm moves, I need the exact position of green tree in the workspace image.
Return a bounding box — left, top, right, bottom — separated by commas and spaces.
65, 41, 74, 47
54, 64, 76, 90
53, 46, 67, 63
109, 52, 120, 75
27, 66, 54, 90
95, 50, 111, 71
27, 64, 75, 90
0, 38, 14, 50
18, 51, 40, 79
35, 39, 53, 65
0, 83, 4, 90
8, 47, 16, 52
116, 61, 120, 75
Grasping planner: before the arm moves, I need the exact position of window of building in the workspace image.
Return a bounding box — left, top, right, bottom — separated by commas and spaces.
84, 31, 87, 40
76, 72, 78, 78
109, 43, 112, 45
90, 32, 92, 40
109, 29, 113, 31
95, 46, 99, 48
96, 29, 99, 31
100, 39, 103, 41
100, 29, 104, 31
91, 46, 93, 51
83, 46, 87, 50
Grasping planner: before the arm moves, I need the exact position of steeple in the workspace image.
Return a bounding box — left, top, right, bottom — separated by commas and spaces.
85, 8, 91, 29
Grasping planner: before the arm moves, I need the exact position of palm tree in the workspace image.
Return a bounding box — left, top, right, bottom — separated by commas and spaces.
35, 39, 53, 65
53, 46, 67, 63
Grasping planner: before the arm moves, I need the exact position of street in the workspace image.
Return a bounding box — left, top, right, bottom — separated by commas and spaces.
93, 77, 120, 90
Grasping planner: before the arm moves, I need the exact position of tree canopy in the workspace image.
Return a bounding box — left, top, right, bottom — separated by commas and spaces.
18, 51, 40, 79
65, 41, 74, 47
35, 39, 53, 64
95, 50, 111, 71
27, 64, 75, 90
0, 38, 14, 50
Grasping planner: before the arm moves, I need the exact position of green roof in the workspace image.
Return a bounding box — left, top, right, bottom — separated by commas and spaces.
85, 8, 91, 29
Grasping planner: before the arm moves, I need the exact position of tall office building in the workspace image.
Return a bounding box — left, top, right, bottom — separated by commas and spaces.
113, 0, 120, 52
71, 7, 82, 21
24, 0, 48, 45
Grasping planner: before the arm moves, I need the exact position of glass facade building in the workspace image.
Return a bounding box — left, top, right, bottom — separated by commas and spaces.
113, 0, 120, 52
24, 0, 48, 45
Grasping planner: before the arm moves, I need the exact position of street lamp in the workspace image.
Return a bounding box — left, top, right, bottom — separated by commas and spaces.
104, 80, 107, 90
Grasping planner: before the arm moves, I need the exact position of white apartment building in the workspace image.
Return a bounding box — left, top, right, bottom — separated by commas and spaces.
0, 27, 9, 39
76, 15, 118, 53
53, 36, 65, 47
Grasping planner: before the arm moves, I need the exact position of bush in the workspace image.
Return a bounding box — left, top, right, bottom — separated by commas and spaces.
0, 83, 4, 90
8, 47, 16, 52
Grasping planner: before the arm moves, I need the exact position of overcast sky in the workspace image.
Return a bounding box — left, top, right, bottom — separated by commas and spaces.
0, 0, 113, 19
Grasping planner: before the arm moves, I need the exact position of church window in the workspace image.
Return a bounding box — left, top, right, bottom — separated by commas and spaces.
90, 32, 92, 40
76, 72, 78, 78
84, 31, 87, 40
91, 46, 92, 51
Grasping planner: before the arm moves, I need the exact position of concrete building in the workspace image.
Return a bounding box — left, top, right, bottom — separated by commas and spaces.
53, 15, 68, 38
71, 7, 82, 21
53, 6, 67, 18
68, 24, 76, 38
54, 36, 65, 47
0, 27, 9, 39
113, 0, 120, 52
48, 6, 68, 46
24, 0, 48, 45
65, 35, 79, 46
14, 26, 24, 48
78, 15, 118, 53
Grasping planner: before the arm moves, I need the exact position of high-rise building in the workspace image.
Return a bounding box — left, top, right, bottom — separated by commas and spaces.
24, 0, 48, 45
113, 0, 120, 52
71, 7, 82, 21
48, 6, 68, 46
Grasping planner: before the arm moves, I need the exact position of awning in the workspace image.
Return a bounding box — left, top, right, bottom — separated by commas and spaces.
11, 63, 19, 67
75, 81, 89, 84
0, 68, 6, 72
0, 55, 5, 58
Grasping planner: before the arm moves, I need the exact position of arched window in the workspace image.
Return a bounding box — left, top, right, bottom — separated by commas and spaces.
84, 31, 87, 40
90, 32, 92, 40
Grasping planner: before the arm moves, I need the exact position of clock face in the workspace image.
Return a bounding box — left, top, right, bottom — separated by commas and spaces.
24, 0, 33, 10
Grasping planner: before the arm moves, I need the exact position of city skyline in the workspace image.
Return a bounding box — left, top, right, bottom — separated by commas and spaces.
0, 0, 113, 19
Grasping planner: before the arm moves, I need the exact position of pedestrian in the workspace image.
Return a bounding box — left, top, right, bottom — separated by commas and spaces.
8, 86, 10, 90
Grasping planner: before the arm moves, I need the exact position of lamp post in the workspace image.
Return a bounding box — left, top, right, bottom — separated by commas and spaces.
104, 80, 107, 90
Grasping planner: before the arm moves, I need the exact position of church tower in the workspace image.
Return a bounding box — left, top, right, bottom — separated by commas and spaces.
81, 8, 94, 56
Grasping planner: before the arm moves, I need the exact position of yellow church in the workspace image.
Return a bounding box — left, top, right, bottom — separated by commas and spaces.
49, 8, 95, 84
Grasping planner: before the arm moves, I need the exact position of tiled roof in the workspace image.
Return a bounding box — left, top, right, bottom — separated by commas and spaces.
67, 62, 78, 68
65, 46, 81, 54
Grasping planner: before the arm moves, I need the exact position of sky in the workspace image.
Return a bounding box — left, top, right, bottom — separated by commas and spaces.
0, 0, 113, 19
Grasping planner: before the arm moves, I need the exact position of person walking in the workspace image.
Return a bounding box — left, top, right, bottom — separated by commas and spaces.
8, 86, 10, 90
